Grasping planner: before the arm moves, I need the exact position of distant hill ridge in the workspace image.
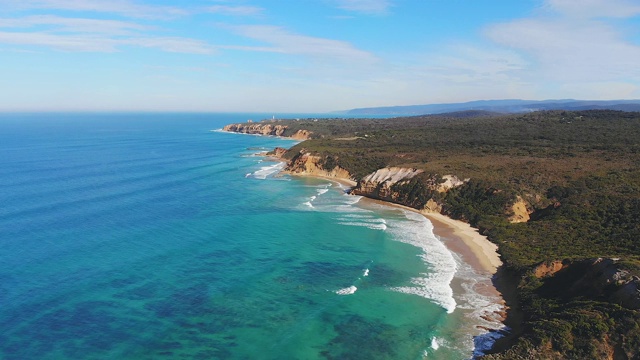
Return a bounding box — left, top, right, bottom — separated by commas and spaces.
345, 99, 640, 115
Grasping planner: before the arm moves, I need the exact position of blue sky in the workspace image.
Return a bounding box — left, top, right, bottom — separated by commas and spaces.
1, 0, 639, 112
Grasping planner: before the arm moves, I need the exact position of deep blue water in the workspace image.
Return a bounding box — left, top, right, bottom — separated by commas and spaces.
0, 113, 502, 359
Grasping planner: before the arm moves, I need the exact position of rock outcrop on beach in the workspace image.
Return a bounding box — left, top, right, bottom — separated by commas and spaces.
223, 123, 312, 140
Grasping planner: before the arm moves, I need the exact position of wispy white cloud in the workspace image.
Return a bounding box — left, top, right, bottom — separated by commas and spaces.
332, 0, 393, 15
4, 0, 187, 19
0, 2, 215, 54
205, 5, 264, 17
485, 0, 640, 84
424, 45, 528, 84
0, 30, 215, 54
0, 31, 120, 52
126, 36, 214, 54
544, 0, 640, 18
0, 15, 151, 35
222, 24, 378, 63
364, 0, 640, 105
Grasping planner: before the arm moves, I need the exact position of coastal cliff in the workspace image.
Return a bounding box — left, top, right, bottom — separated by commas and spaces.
223, 123, 312, 140
350, 167, 467, 211
351, 167, 423, 198
485, 258, 640, 359
533, 258, 640, 310
282, 150, 353, 182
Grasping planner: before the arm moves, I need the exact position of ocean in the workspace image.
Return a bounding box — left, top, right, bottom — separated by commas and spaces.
0, 113, 503, 359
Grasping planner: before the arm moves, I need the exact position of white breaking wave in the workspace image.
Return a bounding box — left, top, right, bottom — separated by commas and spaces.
326, 196, 370, 215
335, 286, 357, 295
337, 221, 387, 231
363, 268, 369, 277
340, 217, 387, 226
301, 195, 318, 209
431, 337, 440, 350
457, 272, 505, 325
338, 214, 387, 223
250, 162, 285, 179
317, 188, 329, 195
387, 210, 458, 314
339, 213, 370, 219
342, 194, 362, 205
449, 251, 508, 357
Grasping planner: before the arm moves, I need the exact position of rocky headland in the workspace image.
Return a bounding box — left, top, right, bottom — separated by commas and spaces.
222, 123, 312, 140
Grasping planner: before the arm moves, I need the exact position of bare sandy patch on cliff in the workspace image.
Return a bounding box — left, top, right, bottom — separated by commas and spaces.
334, 136, 364, 141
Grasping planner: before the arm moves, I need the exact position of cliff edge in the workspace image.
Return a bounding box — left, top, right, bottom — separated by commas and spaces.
223, 123, 312, 140
283, 150, 354, 183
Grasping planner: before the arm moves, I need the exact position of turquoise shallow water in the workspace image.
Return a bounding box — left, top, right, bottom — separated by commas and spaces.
0, 113, 503, 359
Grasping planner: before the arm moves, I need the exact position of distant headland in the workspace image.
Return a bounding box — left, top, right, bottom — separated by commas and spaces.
341, 99, 640, 116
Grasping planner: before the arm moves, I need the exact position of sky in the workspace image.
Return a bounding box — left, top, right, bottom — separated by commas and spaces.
1, 0, 639, 113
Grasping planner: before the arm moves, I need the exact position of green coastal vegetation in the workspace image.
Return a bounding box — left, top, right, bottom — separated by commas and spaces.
238, 110, 640, 359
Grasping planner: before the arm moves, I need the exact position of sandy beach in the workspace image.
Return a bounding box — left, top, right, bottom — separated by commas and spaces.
424, 212, 502, 274
354, 196, 503, 275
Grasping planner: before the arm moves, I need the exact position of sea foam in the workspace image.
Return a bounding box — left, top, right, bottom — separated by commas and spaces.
250, 162, 285, 179
387, 210, 458, 314
337, 221, 387, 231
335, 286, 357, 295
450, 252, 508, 356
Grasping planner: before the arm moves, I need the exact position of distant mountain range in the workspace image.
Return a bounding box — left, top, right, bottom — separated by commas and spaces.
344, 99, 640, 115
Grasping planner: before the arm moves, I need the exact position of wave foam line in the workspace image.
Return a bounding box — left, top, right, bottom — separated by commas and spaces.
250, 162, 285, 179
387, 211, 457, 313
431, 337, 440, 350
335, 286, 357, 295
337, 216, 386, 224
342, 195, 362, 205
448, 252, 508, 356
338, 221, 387, 231
340, 213, 371, 219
